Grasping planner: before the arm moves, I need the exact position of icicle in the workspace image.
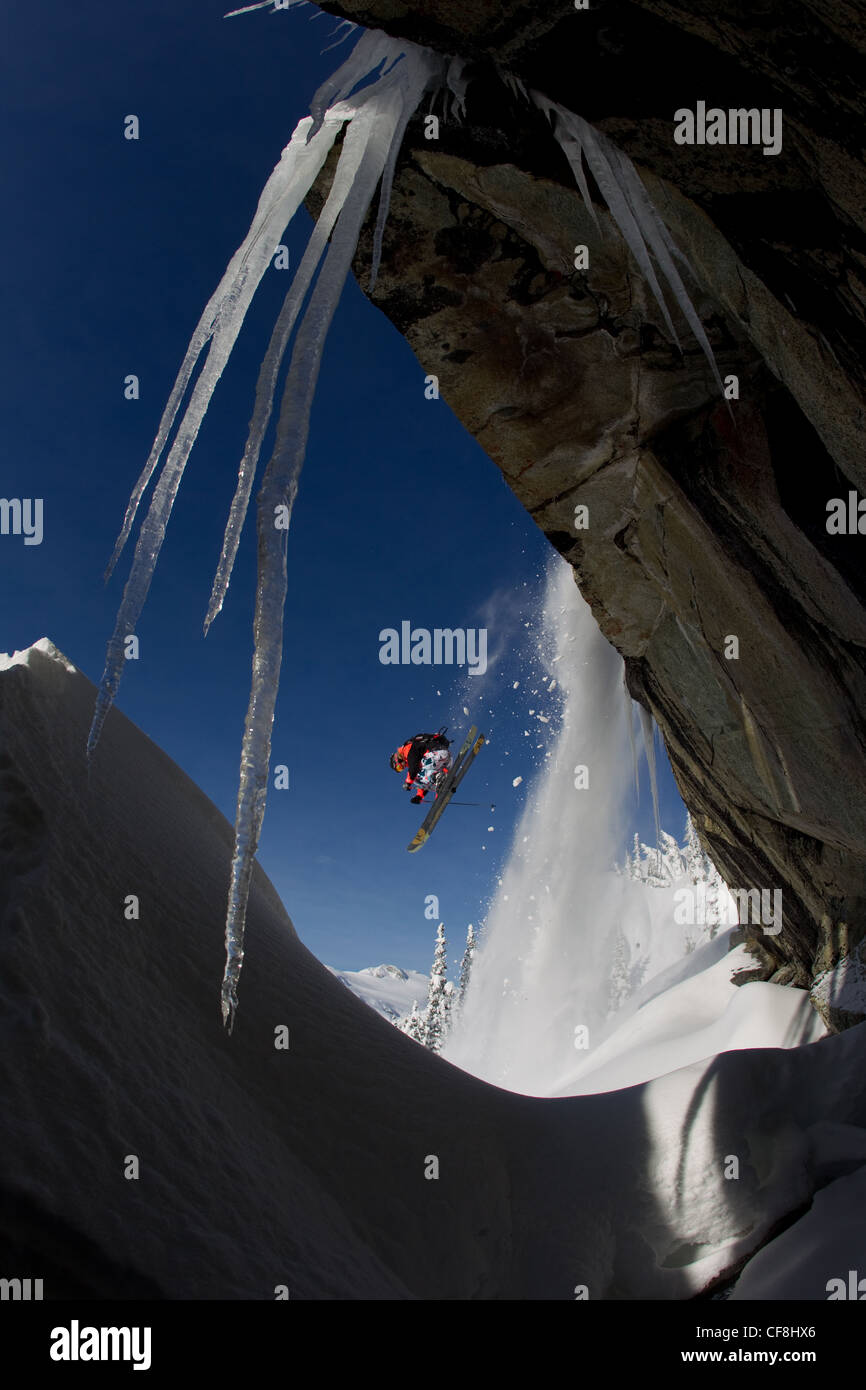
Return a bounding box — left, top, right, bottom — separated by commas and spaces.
623, 670, 639, 799
444, 56, 470, 120
89, 30, 432, 759
220, 46, 438, 1031
638, 704, 661, 849
531, 92, 721, 388
495, 64, 529, 105
321, 18, 359, 54
86, 112, 344, 760
225, 1, 307, 15
205, 97, 377, 630
307, 29, 405, 139
368, 55, 439, 289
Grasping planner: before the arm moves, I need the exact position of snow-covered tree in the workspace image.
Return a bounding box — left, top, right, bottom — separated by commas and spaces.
457, 923, 477, 1010
684, 811, 706, 883
400, 1000, 425, 1044
423, 923, 453, 1052
397, 922, 457, 1051
618, 814, 726, 900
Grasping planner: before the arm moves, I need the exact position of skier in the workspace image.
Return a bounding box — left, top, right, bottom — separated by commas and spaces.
390, 728, 452, 804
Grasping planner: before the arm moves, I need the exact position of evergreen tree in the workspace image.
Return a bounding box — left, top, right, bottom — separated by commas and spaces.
400, 1000, 424, 1043
631, 832, 642, 881
457, 923, 477, 1009
684, 812, 706, 883
423, 922, 452, 1052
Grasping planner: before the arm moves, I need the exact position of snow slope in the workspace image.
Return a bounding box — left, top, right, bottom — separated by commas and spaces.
2, 639, 866, 1299
552, 935, 825, 1097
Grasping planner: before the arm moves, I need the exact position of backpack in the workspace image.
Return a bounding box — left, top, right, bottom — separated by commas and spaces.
413, 726, 451, 754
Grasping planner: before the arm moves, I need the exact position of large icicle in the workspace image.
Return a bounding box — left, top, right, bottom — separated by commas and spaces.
220, 45, 439, 1031
87, 114, 344, 758
638, 703, 662, 851
204, 94, 379, 631
88, 31, 431, 760
623, 670, 640, 799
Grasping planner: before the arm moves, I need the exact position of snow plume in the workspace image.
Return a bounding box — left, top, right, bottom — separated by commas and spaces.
443, 558, 631, 1094
87, 29, 447, 1029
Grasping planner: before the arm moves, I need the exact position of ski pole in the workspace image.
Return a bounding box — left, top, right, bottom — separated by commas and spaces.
437, 801, 495, 808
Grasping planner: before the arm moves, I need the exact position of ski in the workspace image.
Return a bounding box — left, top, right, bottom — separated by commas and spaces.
407, 727, 485, 853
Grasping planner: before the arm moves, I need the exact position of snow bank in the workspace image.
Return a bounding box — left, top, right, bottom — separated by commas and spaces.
552, 939, 825, 1096
730, 1161, 866, 1299
0, 636, 77, 674
2, 640, 866, 1299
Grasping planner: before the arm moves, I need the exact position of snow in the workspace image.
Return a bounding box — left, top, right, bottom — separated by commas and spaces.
327, 963, 430, 1022
447, 562, 826, 1099
730, 1163, 866, 1299
0, 637, 77, 674
551, 937, 825, 1097
6, 637, 866, 1299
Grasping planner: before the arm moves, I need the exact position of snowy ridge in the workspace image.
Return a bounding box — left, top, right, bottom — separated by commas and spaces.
0, 638, 78, 675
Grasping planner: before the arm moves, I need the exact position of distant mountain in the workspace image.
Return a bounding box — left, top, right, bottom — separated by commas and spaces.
327, 963, 430, 1023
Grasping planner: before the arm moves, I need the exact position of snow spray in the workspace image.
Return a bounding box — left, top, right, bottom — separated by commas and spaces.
443, 558, 633, 1094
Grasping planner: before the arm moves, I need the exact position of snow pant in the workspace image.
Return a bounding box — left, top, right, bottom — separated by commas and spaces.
412, 747, 452, 798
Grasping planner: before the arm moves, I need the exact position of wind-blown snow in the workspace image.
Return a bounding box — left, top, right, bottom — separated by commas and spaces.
444, 559, 631, 1091
445, 559, 824, 1098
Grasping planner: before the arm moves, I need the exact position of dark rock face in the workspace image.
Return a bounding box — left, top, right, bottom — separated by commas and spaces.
311, 2, 866, 1007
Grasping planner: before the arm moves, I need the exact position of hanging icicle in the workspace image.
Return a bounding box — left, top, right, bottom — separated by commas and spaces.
623, 669, 640, 800
219, 44, 440, 1031
638, 703, 662, 854
531, 92, 722, 391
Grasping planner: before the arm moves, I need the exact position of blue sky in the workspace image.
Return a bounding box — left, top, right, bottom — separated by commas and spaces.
1, 0, 687, 973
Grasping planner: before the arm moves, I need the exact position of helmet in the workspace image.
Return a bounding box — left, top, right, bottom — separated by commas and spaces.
390, 747, 409, 772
